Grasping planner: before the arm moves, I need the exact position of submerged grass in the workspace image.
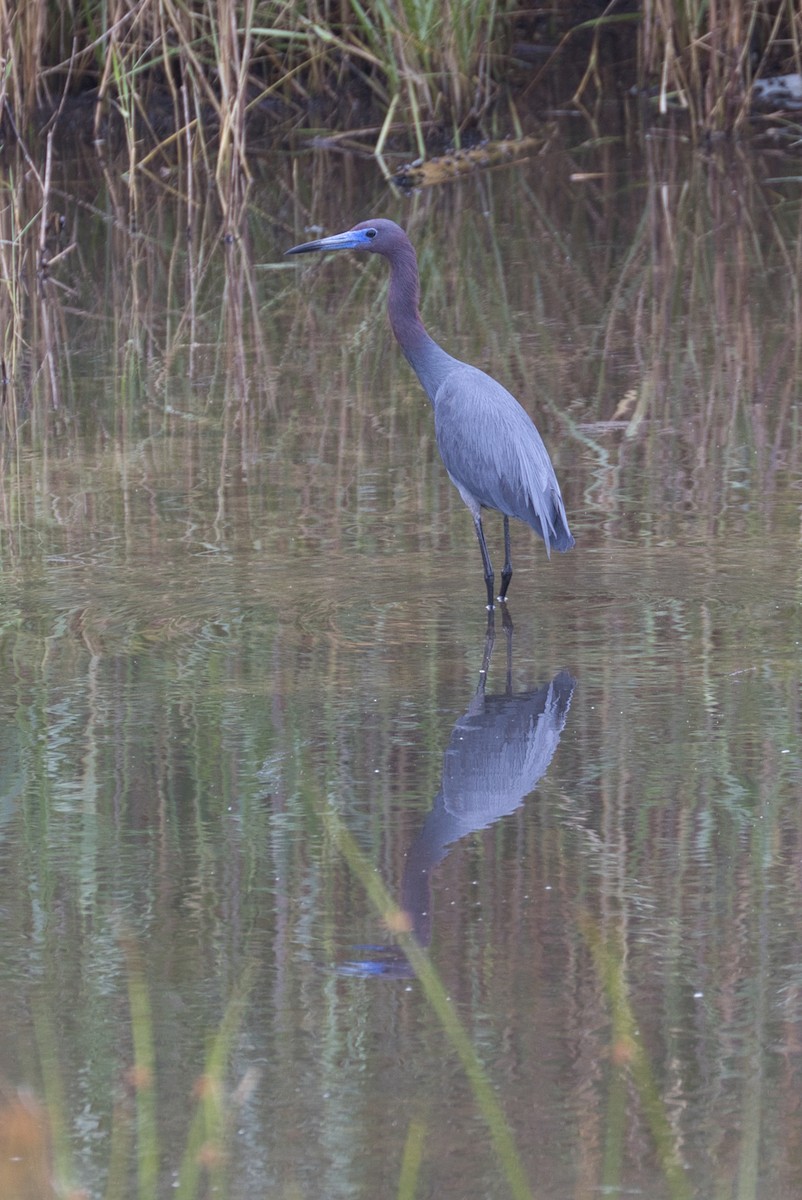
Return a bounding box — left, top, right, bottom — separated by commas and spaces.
3, 945, 256, 1200
123, 941, 158, 1200
328, 809, 536, 1200
581, 915, 693, 1200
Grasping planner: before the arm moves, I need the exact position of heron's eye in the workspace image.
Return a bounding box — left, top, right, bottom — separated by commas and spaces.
365, 228, 377, 239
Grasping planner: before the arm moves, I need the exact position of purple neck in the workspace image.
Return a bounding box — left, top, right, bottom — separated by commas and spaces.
387, 238, 426, 350
386, 238, 458, 405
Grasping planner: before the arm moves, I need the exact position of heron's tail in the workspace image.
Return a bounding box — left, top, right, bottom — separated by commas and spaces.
551, 524, 575, 553
533, 496, 574, 555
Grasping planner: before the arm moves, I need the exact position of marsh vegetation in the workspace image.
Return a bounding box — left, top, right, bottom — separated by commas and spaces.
2, 4, 802, 1200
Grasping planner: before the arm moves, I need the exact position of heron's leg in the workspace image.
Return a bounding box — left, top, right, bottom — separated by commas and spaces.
477, 608, 495, 695
499, 515, 513, 602
501, 603, 513, 691
472, 512, 495, 609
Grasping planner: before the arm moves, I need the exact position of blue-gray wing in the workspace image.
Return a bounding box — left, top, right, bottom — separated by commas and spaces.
433, 365, 574, 553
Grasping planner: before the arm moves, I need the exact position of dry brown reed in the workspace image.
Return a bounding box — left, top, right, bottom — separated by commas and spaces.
638, 0, 802, 131
0, 135, 73, 427
2, 0, 801, 214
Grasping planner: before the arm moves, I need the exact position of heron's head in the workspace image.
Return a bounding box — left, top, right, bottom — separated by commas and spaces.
286, 218, 407, 258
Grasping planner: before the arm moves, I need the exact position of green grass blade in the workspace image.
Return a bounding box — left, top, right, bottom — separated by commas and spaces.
328, 810, 535, 1200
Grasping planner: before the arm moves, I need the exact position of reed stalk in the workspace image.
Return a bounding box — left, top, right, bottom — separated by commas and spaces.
122, 941, 159, 1200
581, 914, 693, 1200
639, 0, 802, 131
328, 808, 535, 1200
0, 171, 24, 427
4, 0, 799, 179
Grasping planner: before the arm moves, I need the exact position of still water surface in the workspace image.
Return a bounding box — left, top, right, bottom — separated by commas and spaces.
1, 136, 801, 1198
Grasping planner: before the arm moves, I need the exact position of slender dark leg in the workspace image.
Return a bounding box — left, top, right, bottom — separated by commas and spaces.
472, 513, 495, 609
476, 607, 495, 696
499, 515, 513, 602
501, 603, 513, 690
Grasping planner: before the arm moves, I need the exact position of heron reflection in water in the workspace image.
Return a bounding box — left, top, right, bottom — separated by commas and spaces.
340, 615, 576, 977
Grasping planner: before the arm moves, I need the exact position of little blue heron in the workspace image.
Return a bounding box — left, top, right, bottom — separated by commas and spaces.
286, 218, 574, 608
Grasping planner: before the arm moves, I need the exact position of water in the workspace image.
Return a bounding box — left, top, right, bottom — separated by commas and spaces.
1, 133, 801, 1199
